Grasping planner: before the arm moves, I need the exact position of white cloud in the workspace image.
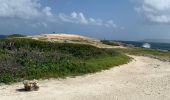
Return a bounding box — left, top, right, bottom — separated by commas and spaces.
59, 12, 117, 28
89, 18, 103, 26
59, 12, 88, 25
42, 7, 53, 17
105, 20, 117, 28
71, 12, 77, 18
0, 0, 117, 29
135, 0, 170, 23
0, 0, 53, 19
79, 12, 88, 24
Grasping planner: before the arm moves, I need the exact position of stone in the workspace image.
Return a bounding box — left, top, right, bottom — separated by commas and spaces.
23, 79, 39, 91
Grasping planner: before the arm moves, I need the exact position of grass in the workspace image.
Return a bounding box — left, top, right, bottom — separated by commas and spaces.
0, 38, 129, 83
101, 40, 120, 46
114, 47, 170, 61
7, 34, 26, 38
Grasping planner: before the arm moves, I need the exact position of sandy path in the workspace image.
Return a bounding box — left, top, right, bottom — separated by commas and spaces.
0, 56, 170, 100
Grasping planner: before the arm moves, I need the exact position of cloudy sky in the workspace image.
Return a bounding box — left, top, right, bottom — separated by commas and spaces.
0, 0, 170, 40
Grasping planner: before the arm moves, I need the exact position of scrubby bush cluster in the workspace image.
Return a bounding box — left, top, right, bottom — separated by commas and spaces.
7, 34, 26, 38
0, 38, 129, 83
101, 40, 120, 46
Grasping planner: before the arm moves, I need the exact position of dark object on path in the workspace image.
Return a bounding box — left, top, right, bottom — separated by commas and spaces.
23, 80, 39, 91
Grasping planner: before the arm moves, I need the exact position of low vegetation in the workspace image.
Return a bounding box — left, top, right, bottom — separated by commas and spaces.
116, 47, 170, 56
101, 40, 120, 46
7, 34, 26, 38
0, 38, 129, 83
115, 47, 170, 61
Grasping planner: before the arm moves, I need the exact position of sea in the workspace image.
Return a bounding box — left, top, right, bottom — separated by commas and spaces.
118, 41, 170, 51
0, 35, 7, 38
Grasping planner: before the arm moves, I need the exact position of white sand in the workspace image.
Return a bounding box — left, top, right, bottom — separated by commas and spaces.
0, 55, 170, 100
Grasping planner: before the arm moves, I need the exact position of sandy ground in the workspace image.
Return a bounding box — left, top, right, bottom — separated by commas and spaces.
0, 55, 170, 100
27, 34, 125, 48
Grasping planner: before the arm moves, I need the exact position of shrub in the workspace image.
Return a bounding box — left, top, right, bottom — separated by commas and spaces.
7, 34, 26, 38
0, 38, 129, 83
101, 40, 120, 46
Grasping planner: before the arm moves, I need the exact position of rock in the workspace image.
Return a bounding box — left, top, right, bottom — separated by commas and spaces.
23, 79, 39, 91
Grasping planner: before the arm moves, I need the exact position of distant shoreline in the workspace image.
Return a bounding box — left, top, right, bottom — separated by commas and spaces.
118, 40, 170, 50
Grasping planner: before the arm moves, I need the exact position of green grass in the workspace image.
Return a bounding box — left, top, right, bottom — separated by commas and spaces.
101, 40, 120, 46
115, 47, 170, 56
7, 34, 26, 38
0, 38, 129, 83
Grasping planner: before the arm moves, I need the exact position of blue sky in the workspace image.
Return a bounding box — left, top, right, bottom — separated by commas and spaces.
0, 0, 170, 41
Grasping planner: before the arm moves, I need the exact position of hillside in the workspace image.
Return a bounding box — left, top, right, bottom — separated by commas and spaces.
27, 33, 124, 48
0, 37, 129, 83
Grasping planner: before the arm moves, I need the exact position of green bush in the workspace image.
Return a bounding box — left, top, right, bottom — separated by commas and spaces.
7, 34, 26, 38
101, 40, 120, 46
115, 47, 170, 57
0, 38, 129, 83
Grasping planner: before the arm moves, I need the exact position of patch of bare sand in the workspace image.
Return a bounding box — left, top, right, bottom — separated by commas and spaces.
0, 55, 170, 100
27, 33, 125, 48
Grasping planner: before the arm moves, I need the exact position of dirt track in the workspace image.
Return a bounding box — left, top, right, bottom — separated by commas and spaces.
0, 55, 170, 100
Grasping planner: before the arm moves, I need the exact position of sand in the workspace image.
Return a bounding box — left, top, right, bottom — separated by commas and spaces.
0, 55, 170, 100
27, 34, 126, 48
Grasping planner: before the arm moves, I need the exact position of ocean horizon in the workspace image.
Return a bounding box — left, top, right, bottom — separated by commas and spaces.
1, 35, 170, 50
118, 41, 170, 51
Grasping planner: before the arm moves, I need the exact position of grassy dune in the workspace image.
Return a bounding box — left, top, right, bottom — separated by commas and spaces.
0, 38, 129, 83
